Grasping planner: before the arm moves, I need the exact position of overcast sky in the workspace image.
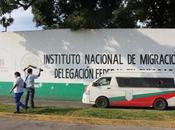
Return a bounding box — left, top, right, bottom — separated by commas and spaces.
0, 7, 42, 32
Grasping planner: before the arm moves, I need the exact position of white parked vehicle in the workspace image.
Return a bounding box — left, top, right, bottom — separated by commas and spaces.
82, 71, 175, 110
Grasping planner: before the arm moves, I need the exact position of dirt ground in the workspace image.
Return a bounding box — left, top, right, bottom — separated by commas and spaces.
0, 96, 91, 108
1, 117, 175, 130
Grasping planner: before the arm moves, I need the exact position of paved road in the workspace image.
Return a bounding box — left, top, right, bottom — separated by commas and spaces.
0, 117, 174, 130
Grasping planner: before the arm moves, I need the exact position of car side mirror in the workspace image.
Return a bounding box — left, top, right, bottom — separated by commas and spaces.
93, 82, 99, 86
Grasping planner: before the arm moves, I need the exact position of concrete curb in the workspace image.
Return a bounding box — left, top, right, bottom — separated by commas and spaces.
0, 112, 175, 128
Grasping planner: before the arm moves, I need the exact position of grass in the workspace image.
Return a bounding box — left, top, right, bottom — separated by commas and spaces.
1, 103, 175, 121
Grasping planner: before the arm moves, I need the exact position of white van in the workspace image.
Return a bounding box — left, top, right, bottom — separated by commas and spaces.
82, 71, 175, 110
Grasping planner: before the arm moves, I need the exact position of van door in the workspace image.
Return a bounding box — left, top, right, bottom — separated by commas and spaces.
89, 77, 112, 102
115, 77, 133, 106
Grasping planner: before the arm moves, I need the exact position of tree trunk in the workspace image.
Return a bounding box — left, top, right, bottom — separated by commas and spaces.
5, 27, 7, 32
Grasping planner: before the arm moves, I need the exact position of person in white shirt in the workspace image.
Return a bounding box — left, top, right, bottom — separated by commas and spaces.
10, 72, 26, 113
24, 65, 42, 108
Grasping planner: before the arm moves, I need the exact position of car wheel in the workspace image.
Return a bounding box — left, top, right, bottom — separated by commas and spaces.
95, 96, 109, 108
153, 98, 167, 110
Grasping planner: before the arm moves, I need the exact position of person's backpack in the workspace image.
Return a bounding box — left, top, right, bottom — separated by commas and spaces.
24, 75, 29, 88
23, 82, 27, 88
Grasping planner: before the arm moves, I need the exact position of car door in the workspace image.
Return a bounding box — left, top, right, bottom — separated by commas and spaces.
115, 77, 133, 106
89, 77, 112, 102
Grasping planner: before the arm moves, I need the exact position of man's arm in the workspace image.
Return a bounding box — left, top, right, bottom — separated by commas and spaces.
37, 69, 42, 77
10, 84, 17, 94
23, 65, 30, 71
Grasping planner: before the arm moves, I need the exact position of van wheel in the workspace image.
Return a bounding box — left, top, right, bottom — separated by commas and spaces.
153, 98, 167, 110
95, 97, 109, 108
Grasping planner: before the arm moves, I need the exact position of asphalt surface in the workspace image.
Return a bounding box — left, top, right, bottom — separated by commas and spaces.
0, 117, 174, 130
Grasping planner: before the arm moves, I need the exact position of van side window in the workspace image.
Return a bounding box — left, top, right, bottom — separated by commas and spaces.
94, 77, 111, 86
116, 77, 175, 88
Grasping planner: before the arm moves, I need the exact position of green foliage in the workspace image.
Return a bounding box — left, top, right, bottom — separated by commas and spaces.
0, 0, 34, 15
0, 0, 34, 31
1, 0, 175, 29
140, 0, 175, 28
110, 8, 136, 28
1, 103, 175, 121
31, 0, 127, 29
0, 16, 14, 31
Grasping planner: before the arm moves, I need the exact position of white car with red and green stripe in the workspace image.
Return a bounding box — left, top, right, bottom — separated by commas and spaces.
82, 71, 175, 110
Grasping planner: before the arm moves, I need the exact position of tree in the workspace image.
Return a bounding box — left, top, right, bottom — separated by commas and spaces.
127, 0, 175, 28
0, 16, 14, 32
0, 0, 35, 31
1, 0, 175, 29
0, 0, 35, 15
31, 0, 133, 29
0, 0, 135, 29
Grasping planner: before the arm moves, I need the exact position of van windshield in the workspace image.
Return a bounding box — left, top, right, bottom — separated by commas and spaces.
94, 77, 111, 86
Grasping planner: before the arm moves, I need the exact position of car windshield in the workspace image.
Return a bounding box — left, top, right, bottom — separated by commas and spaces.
95, 77, 111, 86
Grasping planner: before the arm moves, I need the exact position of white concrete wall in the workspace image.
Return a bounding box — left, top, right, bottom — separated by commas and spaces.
0, 29, 175, 83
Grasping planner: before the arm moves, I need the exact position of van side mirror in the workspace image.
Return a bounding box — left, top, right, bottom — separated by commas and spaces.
93, 82, 99, 86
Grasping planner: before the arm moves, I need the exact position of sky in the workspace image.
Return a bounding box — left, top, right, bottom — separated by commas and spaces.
0, 7, 42, 32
